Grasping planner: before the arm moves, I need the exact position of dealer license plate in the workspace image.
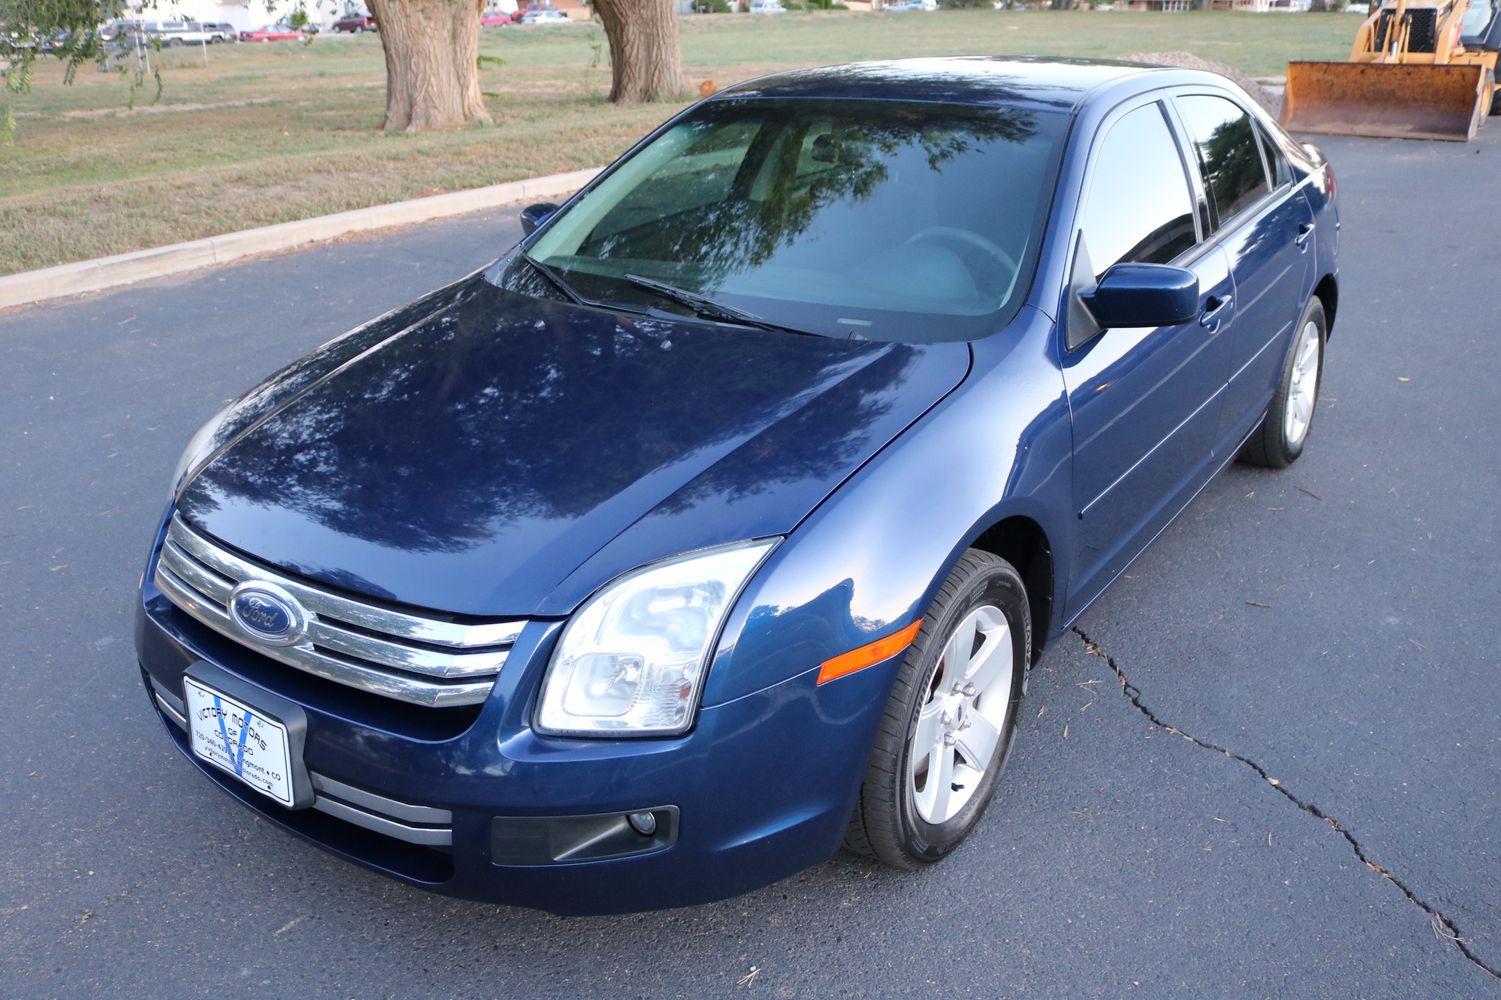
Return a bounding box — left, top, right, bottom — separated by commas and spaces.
183, 676, 296, 807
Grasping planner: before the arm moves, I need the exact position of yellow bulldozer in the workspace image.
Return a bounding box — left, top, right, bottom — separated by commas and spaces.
1281, 0, 1501, 141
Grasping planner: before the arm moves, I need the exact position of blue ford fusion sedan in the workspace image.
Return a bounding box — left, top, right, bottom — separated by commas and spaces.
136, 57, 1338, 914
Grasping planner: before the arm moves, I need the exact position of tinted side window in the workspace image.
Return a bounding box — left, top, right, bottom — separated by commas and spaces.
1177, 95, 1271, 226
1078, 103, 1197, 280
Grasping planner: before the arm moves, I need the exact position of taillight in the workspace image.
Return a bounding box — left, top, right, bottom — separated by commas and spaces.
1325, 162, 1337, 202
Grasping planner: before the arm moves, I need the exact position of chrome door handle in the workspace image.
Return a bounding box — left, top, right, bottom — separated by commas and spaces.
1199, 295, 1232, 330
1295, 222, 1316, 248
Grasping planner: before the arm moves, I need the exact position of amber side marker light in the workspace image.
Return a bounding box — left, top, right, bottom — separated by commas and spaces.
816, 620, 923, 686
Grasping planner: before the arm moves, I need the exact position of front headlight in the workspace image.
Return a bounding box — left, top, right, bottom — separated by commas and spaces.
168, 404, 233, 499
536, 539, 778, 737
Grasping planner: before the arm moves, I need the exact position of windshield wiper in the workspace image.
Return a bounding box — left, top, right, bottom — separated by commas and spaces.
520, 253, 588, 306
621, 273, 816, 337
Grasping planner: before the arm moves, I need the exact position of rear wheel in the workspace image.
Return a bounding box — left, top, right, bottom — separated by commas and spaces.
1241, 297, 1325, 469
845, 550, 1029, 869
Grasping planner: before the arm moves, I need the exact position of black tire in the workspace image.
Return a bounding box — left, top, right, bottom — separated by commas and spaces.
845, 549, 1029, 870
1241, 297, 1326, 469
1489, 71, 1500, 116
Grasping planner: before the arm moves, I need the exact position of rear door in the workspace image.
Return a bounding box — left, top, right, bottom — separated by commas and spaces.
1170, 92, 1314, 450
1060, 98, 1236, 617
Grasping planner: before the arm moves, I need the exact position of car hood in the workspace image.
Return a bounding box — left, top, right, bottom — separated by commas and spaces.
177, 274, 970, 618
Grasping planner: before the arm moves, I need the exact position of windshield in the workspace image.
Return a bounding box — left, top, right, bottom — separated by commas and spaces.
1462, 0, 1495, 36
512, 98, 1066, 342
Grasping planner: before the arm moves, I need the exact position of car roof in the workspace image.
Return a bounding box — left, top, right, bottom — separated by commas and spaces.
714, 56, 1224, 114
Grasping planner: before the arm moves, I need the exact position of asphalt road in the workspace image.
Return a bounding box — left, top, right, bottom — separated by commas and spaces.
3, 132, 1499, 999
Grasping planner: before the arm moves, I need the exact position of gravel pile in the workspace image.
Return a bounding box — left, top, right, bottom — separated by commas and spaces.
1126, 51, 1282, 114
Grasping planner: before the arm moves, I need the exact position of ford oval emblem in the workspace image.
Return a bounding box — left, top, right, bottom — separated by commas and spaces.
228, 581, 307, 646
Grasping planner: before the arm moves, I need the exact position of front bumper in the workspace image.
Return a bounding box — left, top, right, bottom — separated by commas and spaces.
134, 532, 896, 915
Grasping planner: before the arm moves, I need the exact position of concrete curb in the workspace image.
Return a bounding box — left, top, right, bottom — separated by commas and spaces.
0, 166, 602, 311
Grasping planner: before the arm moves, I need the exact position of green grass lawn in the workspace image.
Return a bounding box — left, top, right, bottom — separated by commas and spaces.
0, 11, 1355, 276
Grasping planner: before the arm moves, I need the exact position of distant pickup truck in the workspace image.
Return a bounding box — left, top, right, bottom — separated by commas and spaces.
145, 20, 222, 45
198, 22, 241, 43
101, 19, 231, 48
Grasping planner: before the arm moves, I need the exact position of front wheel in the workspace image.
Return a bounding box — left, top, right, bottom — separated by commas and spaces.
845, 550, 1029, 870
1241, 297, 1325, 469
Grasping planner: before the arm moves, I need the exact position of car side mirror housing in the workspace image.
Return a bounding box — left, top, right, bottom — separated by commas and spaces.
1080, 263, 1200, 332
520, 202, 560, 237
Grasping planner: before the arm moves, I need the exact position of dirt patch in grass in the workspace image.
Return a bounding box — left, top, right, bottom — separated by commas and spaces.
53, 98, 278, 119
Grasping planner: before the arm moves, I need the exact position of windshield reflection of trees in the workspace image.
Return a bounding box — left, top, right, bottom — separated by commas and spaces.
179, 278, 907, 555
578, 103, 1040, 297
1191, 112, 1282, 268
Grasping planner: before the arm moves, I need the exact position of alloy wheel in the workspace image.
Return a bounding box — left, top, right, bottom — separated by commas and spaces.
908, 604, 1014, 825
1284, 318, 1321, 446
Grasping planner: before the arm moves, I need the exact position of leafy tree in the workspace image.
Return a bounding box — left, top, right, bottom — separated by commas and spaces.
2, 0, 132, 137
591, 0, 687, 103
364, 0, 491, 131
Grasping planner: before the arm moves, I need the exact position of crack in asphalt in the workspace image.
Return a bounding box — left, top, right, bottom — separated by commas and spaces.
1071, 626, 1501, 982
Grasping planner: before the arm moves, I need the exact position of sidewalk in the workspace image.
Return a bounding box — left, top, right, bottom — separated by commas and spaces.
0, 167, 598, 312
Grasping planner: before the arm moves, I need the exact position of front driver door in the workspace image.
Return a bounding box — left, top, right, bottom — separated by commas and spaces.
1061, 99, 1236, 618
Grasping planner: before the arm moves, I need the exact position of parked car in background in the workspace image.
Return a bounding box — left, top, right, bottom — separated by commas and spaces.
37, 30, 74, 53
240, 24, 309, 42
481, 12, 514, 26
886, 0, 939, 9
750, 0, 788, 12
332, 13, 378, 32
520, 8, 571, 22
509, 2, 553, 20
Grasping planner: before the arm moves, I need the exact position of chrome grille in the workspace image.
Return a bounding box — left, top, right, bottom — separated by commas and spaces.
154, 515, 522, 708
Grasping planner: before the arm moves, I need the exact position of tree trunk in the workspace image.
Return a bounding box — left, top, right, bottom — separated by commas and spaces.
367, 0, 492, 132
592, 0, 687, 104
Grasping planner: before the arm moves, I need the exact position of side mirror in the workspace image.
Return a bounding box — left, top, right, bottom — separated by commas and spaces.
520, 202, 560, 237
1080, 263, 1199, 331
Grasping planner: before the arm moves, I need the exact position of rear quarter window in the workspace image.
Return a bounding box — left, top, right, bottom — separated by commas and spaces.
1254, 121, 1290, 187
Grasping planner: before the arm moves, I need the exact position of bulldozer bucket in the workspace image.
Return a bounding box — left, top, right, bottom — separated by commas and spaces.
1280, 61, 1489, 141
